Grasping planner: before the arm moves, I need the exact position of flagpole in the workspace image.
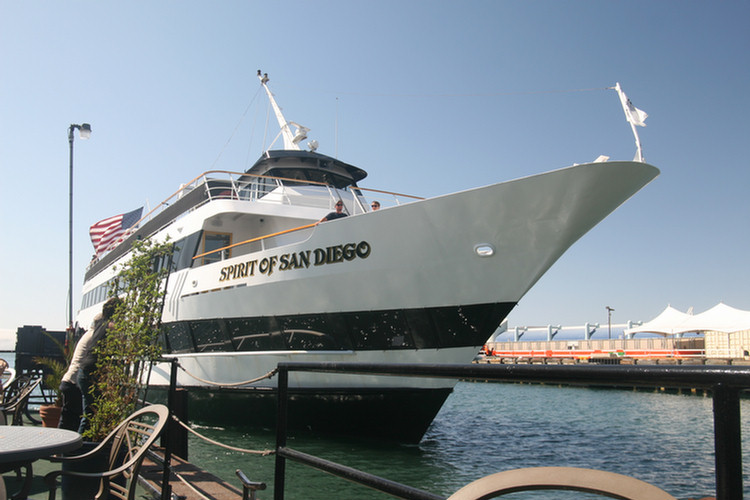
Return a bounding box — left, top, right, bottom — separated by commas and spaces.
614, 82, 645, 163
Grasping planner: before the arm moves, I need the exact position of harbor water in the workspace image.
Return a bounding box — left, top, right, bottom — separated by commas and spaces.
5, 346, 747, 499
185, 380, 750, 499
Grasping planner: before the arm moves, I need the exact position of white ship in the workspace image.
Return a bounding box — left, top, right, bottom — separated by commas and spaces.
77, 73, 659, 442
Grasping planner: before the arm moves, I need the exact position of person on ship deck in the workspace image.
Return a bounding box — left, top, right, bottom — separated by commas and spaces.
318, 200, 348, 224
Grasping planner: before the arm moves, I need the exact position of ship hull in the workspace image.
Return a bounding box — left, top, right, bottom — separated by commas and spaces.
82, 160, 658, 441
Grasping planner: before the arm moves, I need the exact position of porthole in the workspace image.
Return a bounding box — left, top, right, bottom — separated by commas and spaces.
474, 244, 495, 257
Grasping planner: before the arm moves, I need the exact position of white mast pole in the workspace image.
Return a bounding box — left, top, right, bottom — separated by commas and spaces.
258, 71, 301, 151
614, 82, 646, 163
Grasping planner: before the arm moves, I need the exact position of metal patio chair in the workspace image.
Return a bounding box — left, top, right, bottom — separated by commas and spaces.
0, 360, 15, 400
0, 376, 42, 426
44, 404, 169, 500
447, 466, 677, 500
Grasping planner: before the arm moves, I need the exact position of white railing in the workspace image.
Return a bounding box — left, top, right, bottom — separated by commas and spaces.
88, 170, 424, 267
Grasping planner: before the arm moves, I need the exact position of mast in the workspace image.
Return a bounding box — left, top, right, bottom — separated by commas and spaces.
257, 70, 309, 151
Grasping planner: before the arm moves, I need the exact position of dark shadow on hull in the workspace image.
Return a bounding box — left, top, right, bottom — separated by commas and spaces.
149, 386, 454, 444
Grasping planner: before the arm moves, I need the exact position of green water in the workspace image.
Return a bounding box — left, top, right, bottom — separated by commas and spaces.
183, 381, 747, 499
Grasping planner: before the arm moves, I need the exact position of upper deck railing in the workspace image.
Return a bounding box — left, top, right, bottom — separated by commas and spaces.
86, 170, 423, 275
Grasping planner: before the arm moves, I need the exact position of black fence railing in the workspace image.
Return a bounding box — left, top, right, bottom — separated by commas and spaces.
273, 362, 750, 500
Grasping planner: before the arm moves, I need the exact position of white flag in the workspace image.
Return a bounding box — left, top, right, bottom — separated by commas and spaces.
624, 96, 648, 127
615, 83, 648, 127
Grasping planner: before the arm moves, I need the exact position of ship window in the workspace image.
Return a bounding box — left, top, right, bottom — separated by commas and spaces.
323, 314, 354, 349
347, 311, 414, 350
262, 167, 353, 189
206, 180, 236, 199
82, 280, 116, 312
430, 304, 504, 347
226, 317, 285, 351
430, 306, 479, 347
151, 245, 174, 274
201, 232, 232, 265
190, 320, 233, 352
163, 322, 194, 353
254, 177, 278, 197
404, 309, 439, 348
172, 232, 203, 271
278, 315, 344, 350
284, 329, 338, 350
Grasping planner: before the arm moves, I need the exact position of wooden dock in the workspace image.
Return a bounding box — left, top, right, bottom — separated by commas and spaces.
139, 449, 259, 500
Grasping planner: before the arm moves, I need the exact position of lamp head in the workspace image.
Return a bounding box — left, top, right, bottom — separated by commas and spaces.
79, 123, 92, 139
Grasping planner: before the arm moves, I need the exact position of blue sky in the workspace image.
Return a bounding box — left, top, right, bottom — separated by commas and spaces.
1, 1, 748, 346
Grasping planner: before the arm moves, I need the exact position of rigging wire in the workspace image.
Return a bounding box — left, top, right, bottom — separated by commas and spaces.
272, 83, 612, 98
208, 85, 263, 170
244, 94, 261, 169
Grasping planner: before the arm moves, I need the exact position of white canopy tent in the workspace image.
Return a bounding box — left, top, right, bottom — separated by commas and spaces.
677, 303, 750, 334
624, 305, 693, 337
625, 303, 750, 337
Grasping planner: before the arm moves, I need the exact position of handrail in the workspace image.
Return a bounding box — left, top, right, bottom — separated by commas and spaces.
273, 362, 750, 500
89, 169, 422, 264
355, 185, 424, 201
192, 223, 317, 261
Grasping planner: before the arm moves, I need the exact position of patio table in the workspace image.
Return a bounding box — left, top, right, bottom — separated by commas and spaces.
0, 427, 82, 500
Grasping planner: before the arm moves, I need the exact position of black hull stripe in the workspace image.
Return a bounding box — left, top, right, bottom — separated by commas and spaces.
162, 302, 514, 354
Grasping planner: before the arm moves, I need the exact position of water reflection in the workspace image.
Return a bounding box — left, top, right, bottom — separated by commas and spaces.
186, 381, 747, 499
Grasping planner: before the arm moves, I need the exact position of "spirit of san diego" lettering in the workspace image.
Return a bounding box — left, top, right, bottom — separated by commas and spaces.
219, 241, 371, 281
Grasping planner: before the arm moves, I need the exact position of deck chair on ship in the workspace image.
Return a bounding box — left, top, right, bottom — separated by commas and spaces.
44, 404, 169, 500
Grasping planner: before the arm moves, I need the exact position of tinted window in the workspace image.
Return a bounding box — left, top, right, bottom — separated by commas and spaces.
226, 317, 285, 351
404, 309, 439, 348
279, 315, 342, 350
202, 232, 231, 265
173, 232, 203, 271
348, 311, 414, 349
190, 320, 233, 352
430, 304, 503, 347
163, 323, 194, 353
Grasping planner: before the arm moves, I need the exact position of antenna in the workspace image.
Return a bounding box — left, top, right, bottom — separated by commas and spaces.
257, 70, 309, 151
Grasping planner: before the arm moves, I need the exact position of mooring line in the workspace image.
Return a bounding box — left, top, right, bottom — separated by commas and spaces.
172, 414, 275, 456
177, 365, 278, 387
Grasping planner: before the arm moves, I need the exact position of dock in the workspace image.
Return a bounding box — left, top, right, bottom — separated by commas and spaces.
139, 450, 248, 500
479, 336, 750, 365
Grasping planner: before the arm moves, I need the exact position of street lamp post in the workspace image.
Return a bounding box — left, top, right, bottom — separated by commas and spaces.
68, 123, 92, 332
606, 306, 615, 340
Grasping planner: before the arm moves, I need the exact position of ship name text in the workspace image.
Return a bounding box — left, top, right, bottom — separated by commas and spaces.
219, 241, 371, 281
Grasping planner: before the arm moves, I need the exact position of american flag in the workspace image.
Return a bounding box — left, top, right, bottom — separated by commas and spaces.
89, 207, 143, 258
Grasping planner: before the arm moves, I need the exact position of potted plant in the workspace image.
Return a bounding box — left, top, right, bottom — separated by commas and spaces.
32, 356, 63, 426
34, 333, 76, 427
83, 238, 172, 440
